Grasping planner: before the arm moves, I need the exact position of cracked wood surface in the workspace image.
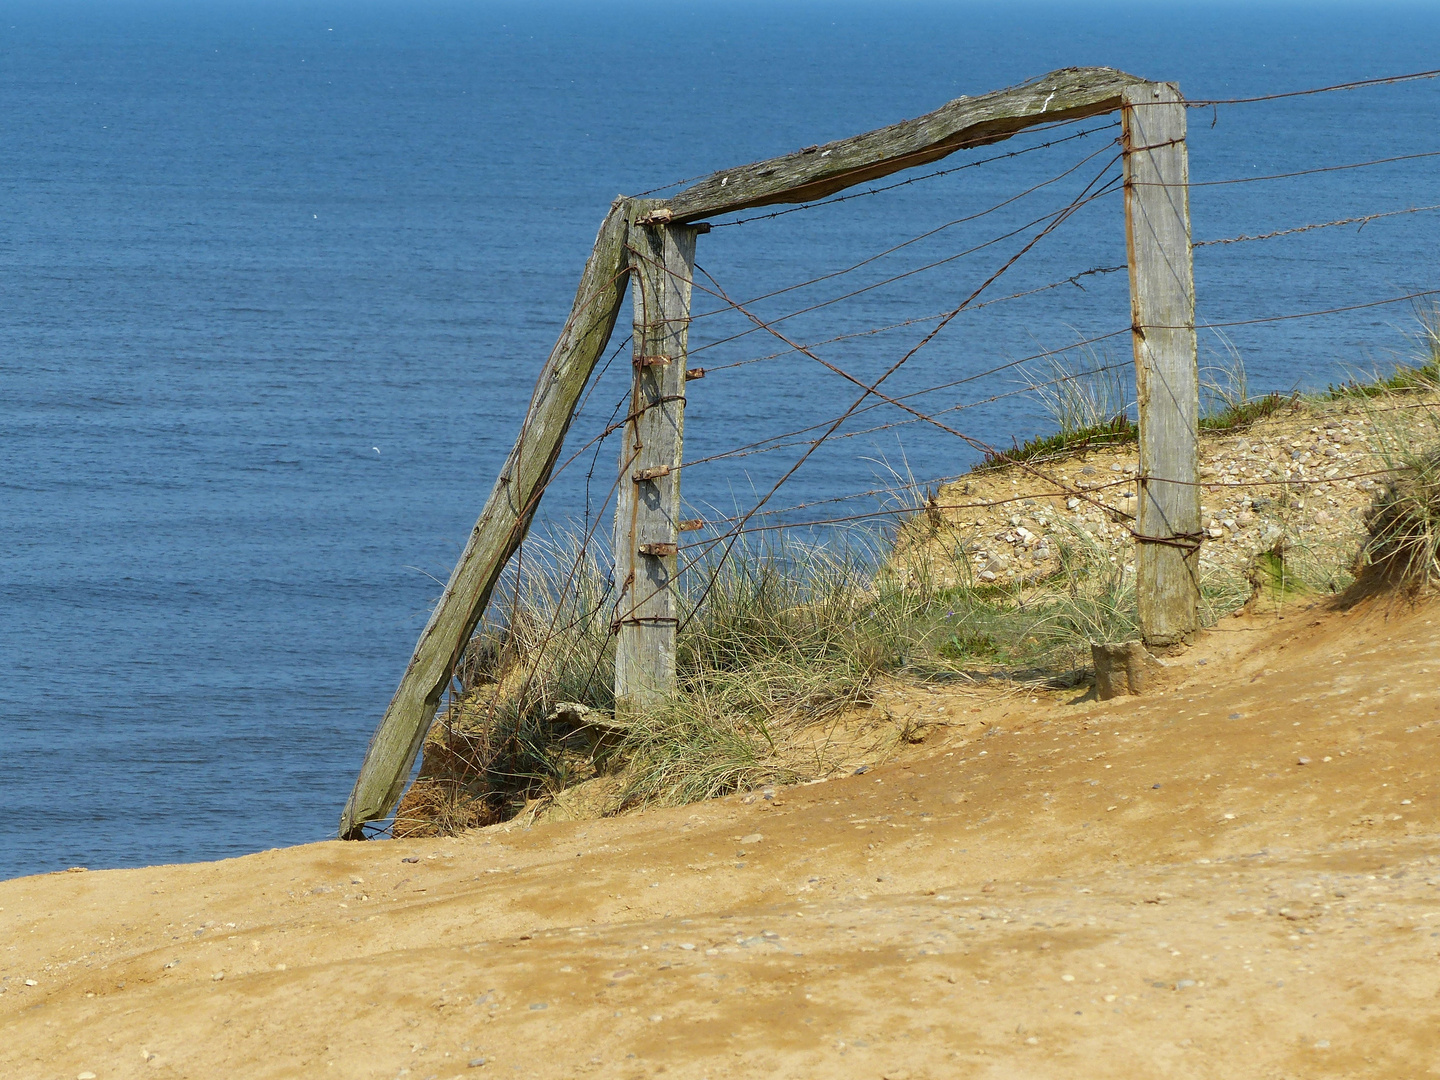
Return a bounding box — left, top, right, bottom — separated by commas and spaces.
658, 67, 1145, 222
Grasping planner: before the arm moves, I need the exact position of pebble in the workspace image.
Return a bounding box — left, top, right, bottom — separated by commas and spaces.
24, 979, 37, 987
468, 1058, 487, 1068
212, 971, 225, 982
739, 834, 763, 845
1314, 1040, 1331, 1050
78, 1073, 96, 1080
649, 1014, 663, 1022
1297, 757, 1312, 765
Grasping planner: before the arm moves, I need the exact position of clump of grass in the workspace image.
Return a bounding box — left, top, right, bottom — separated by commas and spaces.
619, 535, 912, 806
1357, 445, 1440, 588
1325, 303, 1440, 399
989, 346, 1136, 467
979, 415, 1137, 469
1200, 392, 1290, 432
405, 516, 1158, 831
993, 336, 1281, 468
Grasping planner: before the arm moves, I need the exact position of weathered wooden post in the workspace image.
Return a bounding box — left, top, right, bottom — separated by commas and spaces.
1122, 82, 1200, 646
337, 199, 633, 839
613, 207, 698, 711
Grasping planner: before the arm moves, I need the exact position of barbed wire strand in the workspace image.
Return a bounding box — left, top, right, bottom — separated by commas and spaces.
712, 122, 1119, 227
698, 265, 1126, 375
689, 137, 1123, 331
1195, 203, 1440, 247
687, 163, 1124, 359
1186, 67, 1440, 107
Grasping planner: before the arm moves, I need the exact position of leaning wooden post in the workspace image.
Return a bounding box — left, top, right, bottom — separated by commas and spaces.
613, 207, 698, 712
337, 199, 633, 839
1122, 82, 1201, 646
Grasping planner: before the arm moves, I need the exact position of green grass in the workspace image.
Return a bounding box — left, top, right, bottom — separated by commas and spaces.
410, 522, 1165, 828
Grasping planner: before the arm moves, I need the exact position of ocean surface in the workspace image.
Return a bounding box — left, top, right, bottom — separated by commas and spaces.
4, 0, 1439, 879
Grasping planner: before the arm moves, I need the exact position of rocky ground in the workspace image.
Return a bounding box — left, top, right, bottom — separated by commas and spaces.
893, 393, 1440, 600
4, 585, 1438, 1079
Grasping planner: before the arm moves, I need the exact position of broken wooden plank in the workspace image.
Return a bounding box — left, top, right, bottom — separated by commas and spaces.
338, 198, 634, 839
1123, 82, 1201, 646
658, 67, 1144, 222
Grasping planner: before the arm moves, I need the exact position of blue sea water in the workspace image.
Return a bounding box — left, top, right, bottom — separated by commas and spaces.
3, 1, 1438, 880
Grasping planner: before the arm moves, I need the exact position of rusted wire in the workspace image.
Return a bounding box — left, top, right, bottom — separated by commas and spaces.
698, 265, 1126, 375
1194, 203, 1440, 247
687, 139, 1123, 332
1133, 149, 1440, 189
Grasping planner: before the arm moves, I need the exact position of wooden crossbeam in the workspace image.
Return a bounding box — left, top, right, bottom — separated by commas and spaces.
660, 67, 1145, 222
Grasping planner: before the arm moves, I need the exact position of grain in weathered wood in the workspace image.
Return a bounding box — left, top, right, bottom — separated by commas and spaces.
338, 198, 633, 839
1122, 82, 1200, 646
659, 67, 1145, 222
614, 211, 697, 712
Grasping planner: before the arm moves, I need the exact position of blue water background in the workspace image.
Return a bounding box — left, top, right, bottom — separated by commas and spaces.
4, 1, 1439, 879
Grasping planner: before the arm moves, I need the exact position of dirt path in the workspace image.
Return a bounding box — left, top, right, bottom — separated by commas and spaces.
4, 593, 1439, 1079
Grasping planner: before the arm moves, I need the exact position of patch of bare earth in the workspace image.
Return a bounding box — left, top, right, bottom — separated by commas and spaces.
4, 587, 1439, 1078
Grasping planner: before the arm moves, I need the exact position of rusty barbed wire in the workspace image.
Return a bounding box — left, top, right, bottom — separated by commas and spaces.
1195, 203, 1440, 247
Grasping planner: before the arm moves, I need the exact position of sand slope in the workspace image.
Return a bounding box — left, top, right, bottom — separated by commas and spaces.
4, 593, 1439, 1080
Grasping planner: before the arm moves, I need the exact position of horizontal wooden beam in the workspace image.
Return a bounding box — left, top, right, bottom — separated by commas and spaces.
657, 66, 1145, 223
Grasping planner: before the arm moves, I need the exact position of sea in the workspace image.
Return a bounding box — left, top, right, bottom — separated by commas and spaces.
4, 0, 1439, 880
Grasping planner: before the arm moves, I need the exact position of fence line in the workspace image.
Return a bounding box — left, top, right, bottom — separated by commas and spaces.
344, 64, 1440, 839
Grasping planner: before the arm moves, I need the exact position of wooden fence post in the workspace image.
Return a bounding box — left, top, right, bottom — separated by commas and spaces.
613, 209, 698, 711
1122, 82, 1200, 647
337, 199, 632, 839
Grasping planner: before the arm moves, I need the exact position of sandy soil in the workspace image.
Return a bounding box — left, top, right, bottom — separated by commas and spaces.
4, 591, 1439, 1080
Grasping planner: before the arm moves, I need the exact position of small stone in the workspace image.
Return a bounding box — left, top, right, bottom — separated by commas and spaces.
1313, 1040, 1330, 1049
679, 943, 695, 951
1025, 1036, 1040, 1045
1060, 974, 1074, 982
212, 971, 225, 981
739, 834, 763, 845
1297, 757, 1311, 765
78, 1073, 97, 1080
1176, 979, 1196, 989
24, 979, 36, 987
649, 1014, 663, 1022
468, 1058, 487, 1068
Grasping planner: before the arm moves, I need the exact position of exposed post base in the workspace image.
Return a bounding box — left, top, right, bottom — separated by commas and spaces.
1092, 640, 1161, 700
